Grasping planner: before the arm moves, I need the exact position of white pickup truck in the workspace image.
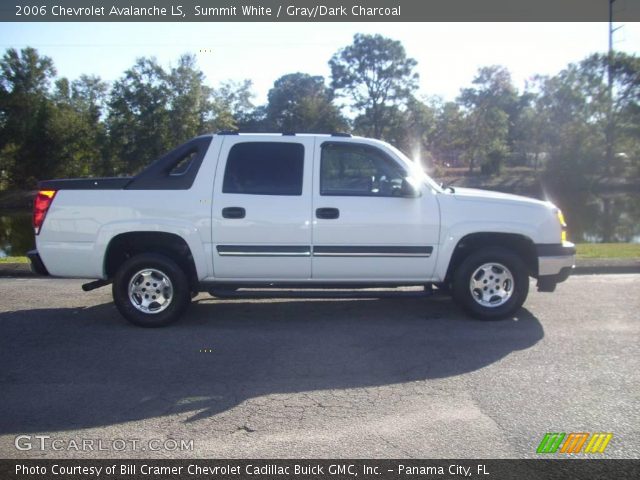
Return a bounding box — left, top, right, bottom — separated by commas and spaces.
29, 133, 575, 326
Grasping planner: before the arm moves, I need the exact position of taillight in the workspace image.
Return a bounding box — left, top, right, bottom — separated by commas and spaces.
33, 190, 57, 235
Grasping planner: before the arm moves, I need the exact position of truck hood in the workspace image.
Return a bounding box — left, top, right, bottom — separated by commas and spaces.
451, 187, 553, 209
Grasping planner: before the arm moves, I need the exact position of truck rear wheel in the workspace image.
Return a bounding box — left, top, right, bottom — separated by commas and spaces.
112, 253, 191, 327
452, 247, 529, 320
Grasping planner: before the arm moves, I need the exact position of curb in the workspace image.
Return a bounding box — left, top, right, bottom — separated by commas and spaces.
573, 258, 640, 275
0, 263, 33, 278
573, 265, 640, 275
1, 260, 639, 278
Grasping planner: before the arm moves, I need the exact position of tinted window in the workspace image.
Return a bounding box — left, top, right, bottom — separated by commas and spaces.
223, 142, 304, 195
125, 136, 212, 190
320, 143, 407, 196
170, 150, 198, 175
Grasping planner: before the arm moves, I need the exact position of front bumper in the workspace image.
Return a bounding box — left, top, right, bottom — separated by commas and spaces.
27, 249, 49, 276
536, 242, 576, 292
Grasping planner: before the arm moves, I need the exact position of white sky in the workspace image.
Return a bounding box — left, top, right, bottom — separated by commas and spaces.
0, 22, 638, 104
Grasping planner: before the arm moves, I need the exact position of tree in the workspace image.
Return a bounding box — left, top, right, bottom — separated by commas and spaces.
265, 73, 346, 133
167, 54, 212, 144
68, 75, 109, 120
397, 97, 436, 163
329, 33, 418, 138
352, 96, 436, 167
43, 75, 110, 179
603, 53, 640, 176
534, 52, 640, 183
431, 100, 466, 167
0, 47, 55, 95
107, 57, 172, 174
211, 79, 255, 131
458, 66, 518, 173
0, 47, 57, 187
353, 104, 404, 143
71, 75, 110, 175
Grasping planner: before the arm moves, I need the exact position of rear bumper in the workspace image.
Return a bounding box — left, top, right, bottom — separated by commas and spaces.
536, 242, 575, 292
27, 249, 49, 276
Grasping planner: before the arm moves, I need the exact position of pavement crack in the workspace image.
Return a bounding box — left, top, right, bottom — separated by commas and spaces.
376, 434, 413, 458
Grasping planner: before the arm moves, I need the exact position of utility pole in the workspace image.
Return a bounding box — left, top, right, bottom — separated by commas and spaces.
609, 0, 615, 54
605, 0, 622, 175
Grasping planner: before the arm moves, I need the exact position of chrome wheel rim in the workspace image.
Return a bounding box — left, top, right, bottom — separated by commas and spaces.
128, 268, 173, 314
469, 262, 514, 308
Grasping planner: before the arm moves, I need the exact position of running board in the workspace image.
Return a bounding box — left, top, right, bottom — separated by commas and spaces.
82, 279, 110, 292
207, 284, 435, 300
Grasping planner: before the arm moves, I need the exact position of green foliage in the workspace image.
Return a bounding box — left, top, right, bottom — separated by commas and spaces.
212, 79, 255, 131
330, 33, 418, 138
431, 101, 466, 167
167, 54, 213, 144
534, 52, 639, 185
46, 75, 109, 178
353, 104, 404, 142
458, 66, 516, 173
265, 73, 347, 133
352, 97, 437, 168
0, 211, 32, 257
0, 47, 56, 95
0, 42, 638, 193
0, 48, 57, 187
106, 57, 173, 174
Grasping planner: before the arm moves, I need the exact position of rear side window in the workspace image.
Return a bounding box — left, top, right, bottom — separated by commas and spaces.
125, 136, 212, 190
169, 150, 198, 176
222, 142, 304, 196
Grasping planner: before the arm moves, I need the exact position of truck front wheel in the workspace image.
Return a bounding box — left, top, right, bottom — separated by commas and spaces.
112, 253, 191, 327
452, 247, 529, 320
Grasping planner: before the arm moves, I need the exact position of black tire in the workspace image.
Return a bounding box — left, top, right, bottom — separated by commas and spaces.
112, 253, 191, 327
452, 247, 529, 320
434, 282, 451, 295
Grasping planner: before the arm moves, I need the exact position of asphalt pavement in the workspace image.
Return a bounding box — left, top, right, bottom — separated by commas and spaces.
0, 275, 638, 459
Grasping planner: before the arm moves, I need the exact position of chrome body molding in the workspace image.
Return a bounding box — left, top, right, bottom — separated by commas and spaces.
216, 245, 433, 258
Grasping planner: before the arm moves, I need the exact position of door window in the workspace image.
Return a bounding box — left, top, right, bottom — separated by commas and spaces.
223, 142, 304, 195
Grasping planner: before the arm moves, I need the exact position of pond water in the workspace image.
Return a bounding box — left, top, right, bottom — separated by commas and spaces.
0, 211, 33, 257
1, 191, 639, 258
548, 190, 640, 243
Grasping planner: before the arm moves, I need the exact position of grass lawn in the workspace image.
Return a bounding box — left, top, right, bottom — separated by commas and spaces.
0, 256, 29, 263
575, 243, 640, 259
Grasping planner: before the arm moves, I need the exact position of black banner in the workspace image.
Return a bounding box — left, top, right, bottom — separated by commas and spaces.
1, 459, 639, 480
2, 0, 640, 22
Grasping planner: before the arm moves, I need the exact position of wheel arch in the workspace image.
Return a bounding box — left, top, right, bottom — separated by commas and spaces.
444, 232, 538, 284
104, 231, 199, 291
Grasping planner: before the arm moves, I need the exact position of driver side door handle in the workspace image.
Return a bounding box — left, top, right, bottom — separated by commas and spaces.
222, 207, 246, 219
316, 208, 340, 220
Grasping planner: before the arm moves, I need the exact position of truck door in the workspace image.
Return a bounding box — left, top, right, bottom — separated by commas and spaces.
211, 136, 314, 279
311, 141, 439, 280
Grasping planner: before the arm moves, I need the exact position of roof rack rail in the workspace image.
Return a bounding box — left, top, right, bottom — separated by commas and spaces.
217, 130, 239, 135
282, 132, 296, 136
331, 132, 352, 137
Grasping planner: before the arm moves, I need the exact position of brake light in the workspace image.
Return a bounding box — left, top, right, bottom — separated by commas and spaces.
33, 190, 56, 235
